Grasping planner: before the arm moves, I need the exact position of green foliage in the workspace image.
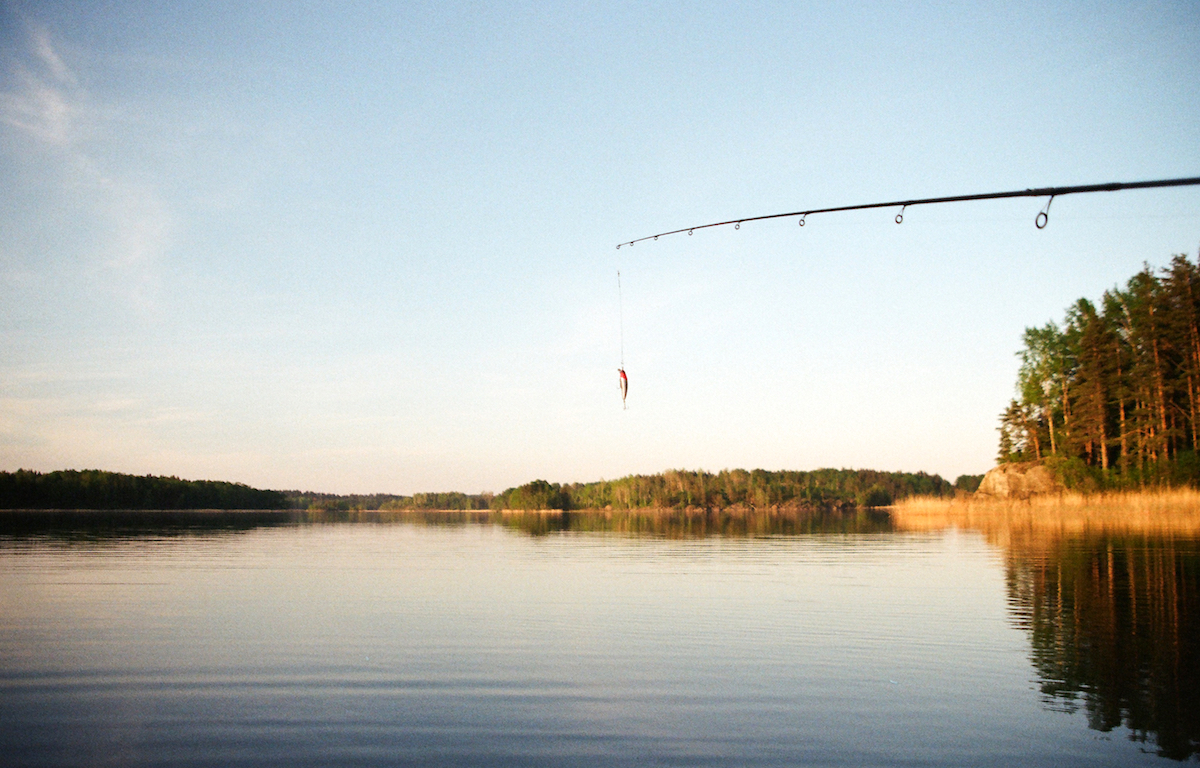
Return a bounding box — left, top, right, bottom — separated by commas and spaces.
0, 469, 287, 510
1003, 253, 1200, 488
491, 480, 570, 510
858, 484, 893, 508
1171, 450, 1200, 486
287, 490, 492, 511
1043, 455, 1102, 493
998, 399, 1038, 463
953, 474, 984, 493
490, 468, 951, 511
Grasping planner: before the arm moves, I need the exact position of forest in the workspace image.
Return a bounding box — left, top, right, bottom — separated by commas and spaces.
0, 468, 962, 512
489, 468, 958, 511
0, 469, 287, 510
287, 490, 492, 511
999, 253, 1200, 489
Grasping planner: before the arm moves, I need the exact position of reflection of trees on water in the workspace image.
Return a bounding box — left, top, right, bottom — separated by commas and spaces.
494, 508, 895, 538
0, 508, 896, 543
299, 507, 897, 537
0, 510, 297, 543
10, 506, 1195, 759
288, 507, 898, 538
294, 509, 492, 527
1006, 536, 1200, 760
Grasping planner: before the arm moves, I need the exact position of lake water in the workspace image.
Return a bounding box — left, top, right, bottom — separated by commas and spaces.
0, 509, 1195, 766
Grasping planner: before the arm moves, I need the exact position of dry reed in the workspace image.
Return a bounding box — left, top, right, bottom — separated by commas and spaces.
893, 489, 1200, 541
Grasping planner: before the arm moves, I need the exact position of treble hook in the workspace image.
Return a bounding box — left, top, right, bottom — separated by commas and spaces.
1036, 195, 1054, 229
798, 214, 807, 227
895, 205, 907, 225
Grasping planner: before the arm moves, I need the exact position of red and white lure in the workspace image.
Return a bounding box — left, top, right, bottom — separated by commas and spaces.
618, 367, 628, 409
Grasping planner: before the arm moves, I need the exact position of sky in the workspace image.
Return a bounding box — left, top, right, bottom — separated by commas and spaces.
2, 1, 1199, 495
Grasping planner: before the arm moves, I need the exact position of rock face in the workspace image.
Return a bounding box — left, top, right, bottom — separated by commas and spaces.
976, 461, 1059, 499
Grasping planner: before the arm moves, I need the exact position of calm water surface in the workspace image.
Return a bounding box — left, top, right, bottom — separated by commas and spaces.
0, 510, 1195, 766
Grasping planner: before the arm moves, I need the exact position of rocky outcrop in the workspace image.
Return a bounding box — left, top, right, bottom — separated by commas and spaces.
976, 461, 1059, 499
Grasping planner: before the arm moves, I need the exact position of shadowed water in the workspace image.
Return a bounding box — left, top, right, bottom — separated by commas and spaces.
0, 509, 1195, 766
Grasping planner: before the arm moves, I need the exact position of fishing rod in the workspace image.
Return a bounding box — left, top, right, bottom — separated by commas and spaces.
616, 176, 1200, 249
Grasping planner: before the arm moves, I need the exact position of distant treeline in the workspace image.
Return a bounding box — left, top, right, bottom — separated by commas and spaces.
284, 490, 492, 512
0, 469, 287, 510
1000, 253, 1200, 489
490, 468, 957, 511
2, 467, 970, 513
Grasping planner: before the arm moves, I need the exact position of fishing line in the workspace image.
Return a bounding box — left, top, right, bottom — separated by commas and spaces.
616, 270, 629, 409
617, 269, 625, 370
616, 176, 1200, 248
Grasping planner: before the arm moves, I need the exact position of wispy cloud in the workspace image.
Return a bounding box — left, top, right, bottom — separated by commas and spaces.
1, 22, 174, 304
0, 73, 73, 144
1, 25, 78, 145
30, 25, 76, 86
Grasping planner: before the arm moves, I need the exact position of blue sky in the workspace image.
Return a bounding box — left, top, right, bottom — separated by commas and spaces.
2, 1, 1199, 494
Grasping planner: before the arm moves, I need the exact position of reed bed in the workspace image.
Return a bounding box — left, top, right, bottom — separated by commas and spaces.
892, 489, 1200, 541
